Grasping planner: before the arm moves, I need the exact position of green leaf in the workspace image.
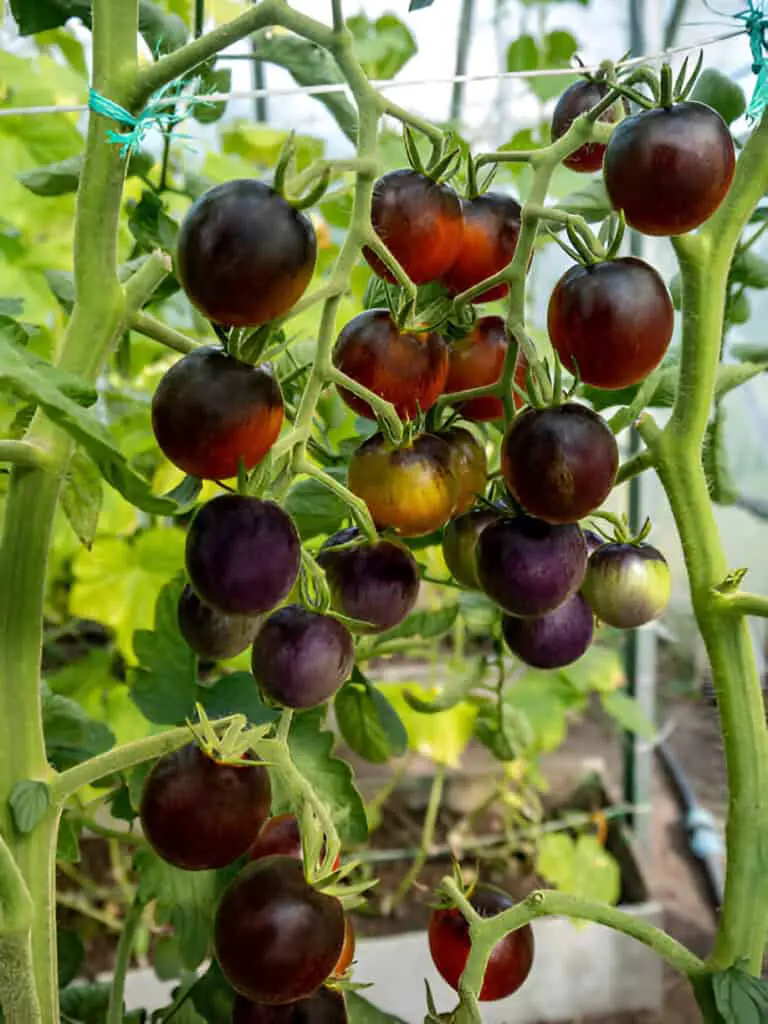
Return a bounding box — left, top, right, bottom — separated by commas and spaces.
408, 0, 435, 9
189, 961, 237, 1024
507, 31, 579, 102
402, 662, 480, 714
506, 34, 538, 74
600, 690, 656, 740
9, 780, 50, 834
59, 981, 112, 1024
0, 333, 179, 516
715, 361, 768, 401
61, 448, 103, 549
250, 30, 358, 143
193, 66, 232, 125
335, 672, 407, 764
347, 990, 408, 1023
285, 471, 349, 539
283, 709, 368, 845
127, 189, 179, 251
57, 928, 84, 987
731, 250, 768, 290
474, 700, 533, 761
378, 681, 476, 767
374, 604, 459, 645
18, 153, 155, 198
42, 684, 115, 771
582, 357, 680, 412
56, 815, 81, 864
197, 672, 280, 726
559, 644, 625, 694
130, 576, 198, 725
348, 13, 417, 81
135, 847, 220, 968
504, 671, 577, 753
704, 405, 739, 506
725, 289, 750, 326
711, 965, 768, 1023
11, 0, 187, 50
691, 69, 746, 126
536, 832, 620, 905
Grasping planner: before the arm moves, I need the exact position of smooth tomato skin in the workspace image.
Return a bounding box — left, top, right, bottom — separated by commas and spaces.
442, 193, 523, 302
444, 319, 528, 420
215, 856, 346, 1005
501, 403, 618, 523
185, 495, 301, 616
502, 592, 594, 669
176, 179, 317, 327
428, 887, 534, 1001
581, 542, 671, 628
442, 508, 500, 589
551, 80, 626, 172
317, 528, 420, 633
348, 432, 459, 538
477, 515, 588, 617
232, 988, 348, 1024
250, 605, 354, 709
333, 918, 356, 978
437, 427, 488, 514
547, 257, 674, 390
177, 584, 263, 662
249, 814, 342, 872
151, 347, 284, 481
333, 309, 449, 420
139, 744, 271, 871
603, 101, 735, 236
363, 169, 464, 284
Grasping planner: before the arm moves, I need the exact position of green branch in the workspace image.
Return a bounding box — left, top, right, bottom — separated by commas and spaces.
130, 311, 199, 354
615, 448, 654, 486
295, 458, 378, 542
106, 896, 144, 1024
0, 443, 50, 471
712, 591, 768, 618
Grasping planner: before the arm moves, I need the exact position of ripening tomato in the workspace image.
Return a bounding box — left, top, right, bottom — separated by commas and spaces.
437, 427, 487, 514
151, 347, 283, 480
428, 886, 534, 1001
444, 318, 528, 420
603, 101, 735, 236
442, 193, 523, 302
348, 432, 459, 537
442, 508, 500, 589
333, 309, 448, 420
232, 988, 348, 1024
332, 917, 356, 978
176, 179, 316, 327
547, 257, 674, 390
581, 542, 671, 628
363, 169, 464, 284
249, 814, 342, 872
551, 79, 627, 173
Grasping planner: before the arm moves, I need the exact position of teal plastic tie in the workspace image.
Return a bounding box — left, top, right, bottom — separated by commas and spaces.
88, 78, 197, 157
738, 1, 768, 120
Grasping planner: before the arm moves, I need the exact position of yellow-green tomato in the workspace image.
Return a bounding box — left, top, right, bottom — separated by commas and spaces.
581, 542, 671, 628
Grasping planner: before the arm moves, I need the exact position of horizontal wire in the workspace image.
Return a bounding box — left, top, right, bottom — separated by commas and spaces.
0, 26, 746, 119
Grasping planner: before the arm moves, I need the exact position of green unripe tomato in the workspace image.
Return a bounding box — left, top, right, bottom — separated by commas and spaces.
581, 542, 671, 629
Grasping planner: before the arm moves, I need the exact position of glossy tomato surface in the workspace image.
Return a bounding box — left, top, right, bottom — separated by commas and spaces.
442, 508, 500, 589
251, 605, 354, 709
442, 193, 523, 302
333, 309, 448, 420
551, 79, 626, 172
438, 427, 488, 514
603, 101, 735, 236
317, 528, 420, 633
501, 403, 618, 523
177, 584, 263, 662
232, 988, 348, 1024
185, 495, 300, 616
348, 432, 459, 538
214, 856, 345, 1004
444, 317, 506, 421
428, 886, 534, 1001
139, 744, 271, 871
547, 257, 674, 390
363, 169, 464, 284
176, 179, 317, 326
249, 813, 342, 872
502, 592, 594, 669
151, 347, 284, 481
582, 542, 671, 628
477, 515, 588, 617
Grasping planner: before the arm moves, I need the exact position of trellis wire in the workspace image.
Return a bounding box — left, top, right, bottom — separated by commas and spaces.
0, 26, 745, 120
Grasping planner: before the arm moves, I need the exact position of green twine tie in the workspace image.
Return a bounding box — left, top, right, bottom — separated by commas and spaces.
738, 1, 768, 120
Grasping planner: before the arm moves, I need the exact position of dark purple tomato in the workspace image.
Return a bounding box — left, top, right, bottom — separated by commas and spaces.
151, 347, 284, 481
139, 744, 271, 871
442, 508, 500, 589
214, 856, 345, 1004
603, 101, 735, 236
176, 179, 317, 327
333, 309, 449, 421
583, 529, 605, 556
443, 318, 528, 421
502, 592, 594, 669
250, 605, 354, 709
501, 403, 618, 524
233, 988, 348, 1024
185, 495, 300, 616
317, 528, 420, 633
442, 193, 523, 302
428, 886, 534, 1002
249, 814, 341, 872
551, 79, 627, 173
177, 584, 262, 661
437, 427, 488, 514
363, 169, 464, 284
348, 432, 459, 538
476, 515, 588, 617
581, 542, 671, 628
547, 257, 674, 390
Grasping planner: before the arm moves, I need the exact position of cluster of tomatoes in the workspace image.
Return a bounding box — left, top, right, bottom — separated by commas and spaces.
140, 71, 738, 1017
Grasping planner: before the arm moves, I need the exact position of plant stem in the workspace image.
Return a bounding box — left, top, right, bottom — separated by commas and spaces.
130, 311, 199, 354
388, 766, 444, 909
106, 896, 145, 1024
0, 443, 50, 470
615, 448, 654, 486
713, 591, 768, 618
295, 458, 378, 542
